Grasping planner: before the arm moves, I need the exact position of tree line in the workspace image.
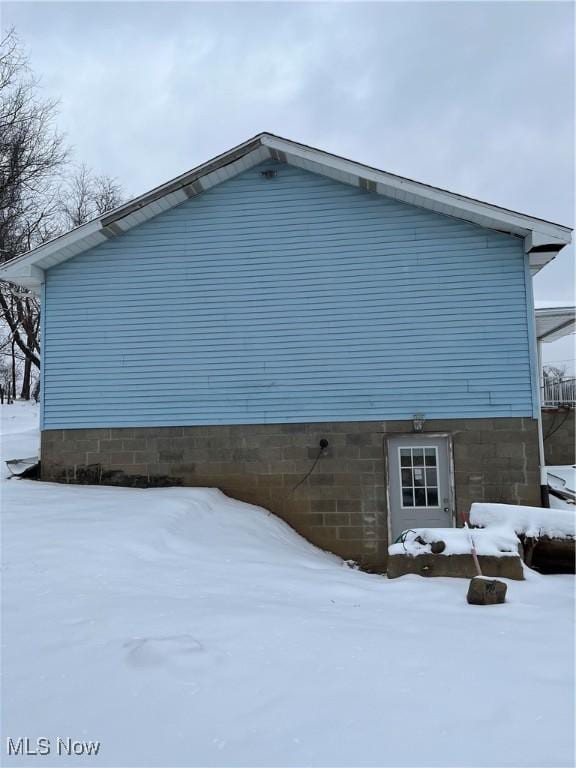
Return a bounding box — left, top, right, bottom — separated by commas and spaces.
0, 28, 124, 402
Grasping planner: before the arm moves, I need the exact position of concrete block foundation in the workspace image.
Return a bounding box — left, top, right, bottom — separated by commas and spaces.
40, 417, 540, 571
542, 409, 575, 466
387, 553, 525, 580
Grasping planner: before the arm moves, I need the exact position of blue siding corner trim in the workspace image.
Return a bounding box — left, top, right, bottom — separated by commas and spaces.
523, 253, 541, 420
43, 160, 534, 428
40, 281, 46, 430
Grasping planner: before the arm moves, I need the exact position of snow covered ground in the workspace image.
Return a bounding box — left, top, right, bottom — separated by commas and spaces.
1, 403, 575, 768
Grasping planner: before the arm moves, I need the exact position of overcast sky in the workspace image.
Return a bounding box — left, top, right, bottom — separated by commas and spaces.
4, 1, 575, 370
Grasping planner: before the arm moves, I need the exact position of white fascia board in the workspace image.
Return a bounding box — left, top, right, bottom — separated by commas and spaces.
100, 138, 268, 229
27, 265, 45, 283
0, 219, 102, 273
535, 307, 576, 342
524, 231, 570, 253
0, 145, 270, 286
261, 135, 572, 248
0, 138, 270, 285
0, 219, 104, 290
529, 252, 557, 273
0, 263, 45, 294
2, 132, 571, 286
535, 306, 576, 319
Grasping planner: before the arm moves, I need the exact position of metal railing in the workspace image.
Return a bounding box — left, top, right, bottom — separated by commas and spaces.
541, 377, 576, 407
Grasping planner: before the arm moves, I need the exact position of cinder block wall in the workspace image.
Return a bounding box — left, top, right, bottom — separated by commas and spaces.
41, 417, 540, 571
542, 410, 576, 466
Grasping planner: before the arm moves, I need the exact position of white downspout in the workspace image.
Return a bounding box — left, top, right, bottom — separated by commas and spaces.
536, 338, 549, 506
525, 253, 549, 508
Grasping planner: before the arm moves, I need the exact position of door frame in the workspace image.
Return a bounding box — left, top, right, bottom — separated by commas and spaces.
384, 432, 456, 543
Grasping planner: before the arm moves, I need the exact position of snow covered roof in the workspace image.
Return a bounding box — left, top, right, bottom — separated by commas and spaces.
535, 305, 576, 342
0, 132, 572, 292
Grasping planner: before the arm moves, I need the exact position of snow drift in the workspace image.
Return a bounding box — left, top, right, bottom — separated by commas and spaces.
2, 403, 575, 767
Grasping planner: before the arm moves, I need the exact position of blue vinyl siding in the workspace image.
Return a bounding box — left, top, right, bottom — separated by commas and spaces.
42, 160, 534, 428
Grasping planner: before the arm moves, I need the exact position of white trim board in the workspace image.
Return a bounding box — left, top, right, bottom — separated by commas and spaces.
1, 132, 571, 293
535, 306, 576, 342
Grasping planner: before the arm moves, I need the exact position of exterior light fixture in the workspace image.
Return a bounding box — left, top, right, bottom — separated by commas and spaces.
412, 414, 425, 433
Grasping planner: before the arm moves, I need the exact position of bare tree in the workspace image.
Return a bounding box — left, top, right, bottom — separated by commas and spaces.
0, 287, 40, 399
543, 364, 568, 381
0, 29, 123, 399
92, 173, 123, 216
0, 29, 67, 257
0, 28, 65, 398
59, 163, 123, 228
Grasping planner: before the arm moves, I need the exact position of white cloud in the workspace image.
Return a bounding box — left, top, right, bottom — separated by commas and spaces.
4, 0, 575, 366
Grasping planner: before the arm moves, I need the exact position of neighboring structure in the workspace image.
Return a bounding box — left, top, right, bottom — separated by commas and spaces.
1, 134, 572, 570
543, 410, 575, 466
535, 305, 576, 468
535, 304, 576, 409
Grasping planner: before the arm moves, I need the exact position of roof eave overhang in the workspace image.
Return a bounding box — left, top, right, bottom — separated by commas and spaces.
535, 307, 576, 342
1, 132, 572, 293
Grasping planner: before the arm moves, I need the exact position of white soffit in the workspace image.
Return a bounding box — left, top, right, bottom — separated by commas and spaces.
0, 132, 571, 293
535, 306, 576, 342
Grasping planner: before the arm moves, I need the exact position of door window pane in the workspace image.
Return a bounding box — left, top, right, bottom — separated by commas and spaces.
427, 488, 439, 507
414, 488, 426, 506
401, 468, 412, 485
413, 467, 425, 487
398, 445, 440, 508
413, 449, 425, 466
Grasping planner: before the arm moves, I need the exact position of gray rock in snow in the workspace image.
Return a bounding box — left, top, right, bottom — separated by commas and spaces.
466, 576, 507, 605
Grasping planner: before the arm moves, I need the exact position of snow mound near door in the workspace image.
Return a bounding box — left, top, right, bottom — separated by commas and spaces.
470, 502, 575, 540
388, 526, 520, 557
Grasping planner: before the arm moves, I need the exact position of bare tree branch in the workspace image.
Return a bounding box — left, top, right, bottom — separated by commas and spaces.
0, 29, 124, 398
